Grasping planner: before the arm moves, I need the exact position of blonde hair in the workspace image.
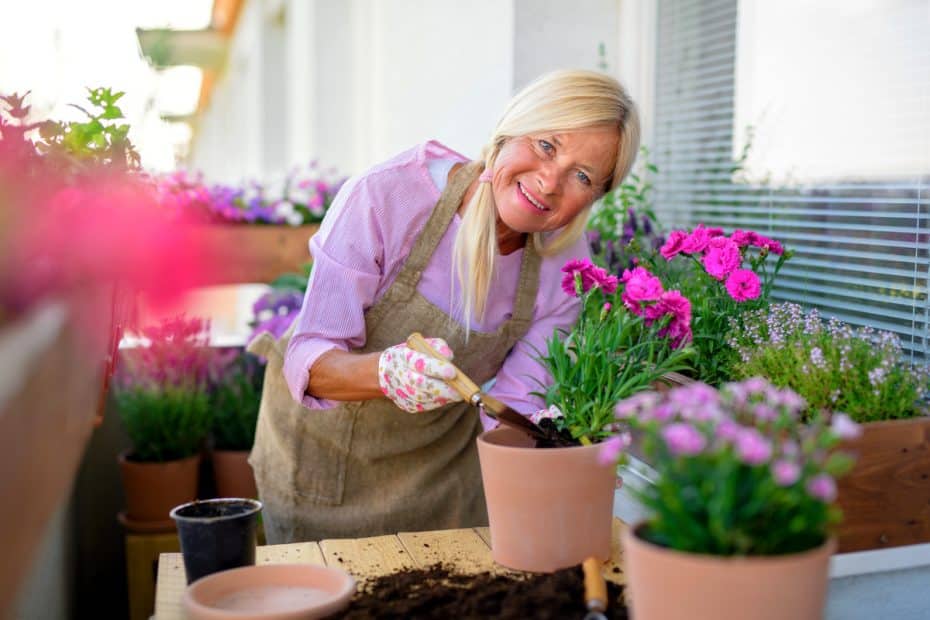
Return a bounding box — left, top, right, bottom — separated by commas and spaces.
452, 69, 640, 334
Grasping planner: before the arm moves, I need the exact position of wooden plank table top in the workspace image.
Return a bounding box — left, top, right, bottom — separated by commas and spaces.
154, 517, 627, 620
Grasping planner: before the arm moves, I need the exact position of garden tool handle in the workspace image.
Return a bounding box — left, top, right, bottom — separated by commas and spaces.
406, 333, 549, 441
406, 332, 483, 403
582, 556, 607, 613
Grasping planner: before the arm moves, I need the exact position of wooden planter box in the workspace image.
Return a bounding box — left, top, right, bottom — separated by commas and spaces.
0, 300, 111, 615
198, 224, 319, 285
836, 415, 930, 553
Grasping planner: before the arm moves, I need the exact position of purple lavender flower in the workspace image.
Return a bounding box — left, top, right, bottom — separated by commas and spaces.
597, 432, 632, 465
662, 423, 706, 456
735, 427, 773, 465
806, 473, 837, 502
830, 413, 862, 440
772, 459, 801, 486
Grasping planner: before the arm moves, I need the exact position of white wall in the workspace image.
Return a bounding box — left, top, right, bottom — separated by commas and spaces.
189, 0, 625, 180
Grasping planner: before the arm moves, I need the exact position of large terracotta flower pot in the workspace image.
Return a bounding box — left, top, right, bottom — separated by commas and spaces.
476, 427, 617, 572
212, 449, 258, 499
118, 450, 201, 529
622, 523, 835, 620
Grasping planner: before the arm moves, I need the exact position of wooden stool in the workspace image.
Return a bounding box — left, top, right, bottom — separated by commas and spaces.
125, 532, 180, 620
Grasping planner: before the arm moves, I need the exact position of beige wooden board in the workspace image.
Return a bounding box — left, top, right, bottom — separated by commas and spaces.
474, 526, 492, 548
319, 534, 415, 583
603, 517, 627, 585
153, 542, 324, 620
397, 528, 518, 575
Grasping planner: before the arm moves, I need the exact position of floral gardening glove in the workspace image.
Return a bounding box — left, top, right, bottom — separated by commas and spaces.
378, 337, 462, 413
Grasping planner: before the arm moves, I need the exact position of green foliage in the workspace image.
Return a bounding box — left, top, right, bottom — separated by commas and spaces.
0, 87, 139, 175
210, 351, 264, 450
115, 385, 211, 462
728, 303, 929, 422
32, 87, 140, 174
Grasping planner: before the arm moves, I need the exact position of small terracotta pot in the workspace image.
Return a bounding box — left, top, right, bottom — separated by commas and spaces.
118, 450, 201, 525
623, 523, 835, 620
212, 449, 258, 499
476, 427, 617, 572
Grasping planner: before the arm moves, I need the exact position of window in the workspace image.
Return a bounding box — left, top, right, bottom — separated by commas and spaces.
651, 0, 929, 359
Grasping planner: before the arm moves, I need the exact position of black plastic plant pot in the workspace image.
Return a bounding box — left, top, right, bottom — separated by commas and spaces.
170, 498, 263, 584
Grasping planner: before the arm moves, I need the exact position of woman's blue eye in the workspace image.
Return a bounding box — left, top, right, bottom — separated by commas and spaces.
576, 170, 591, 185
538, 139, 554, 153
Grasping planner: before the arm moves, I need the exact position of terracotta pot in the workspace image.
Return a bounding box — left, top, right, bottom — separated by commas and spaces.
476, 427, 617, 572
118, 450, 201, 526
622, 523, 835, 620
212, 449, 258, 499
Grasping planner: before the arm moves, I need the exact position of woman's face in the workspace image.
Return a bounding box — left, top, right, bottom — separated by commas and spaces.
490, 125, 620, 235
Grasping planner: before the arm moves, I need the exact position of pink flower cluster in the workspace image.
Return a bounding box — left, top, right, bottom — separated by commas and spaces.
609, 378, 857, 505
620, 267, 692, 347
660, 225, 784, 302
560, 259, 619, 296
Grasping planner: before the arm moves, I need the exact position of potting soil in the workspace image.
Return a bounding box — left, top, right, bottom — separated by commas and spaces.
329, 563, 628, 619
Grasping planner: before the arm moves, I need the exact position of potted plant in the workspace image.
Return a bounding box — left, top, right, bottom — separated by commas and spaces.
113, 315, 215, 531
209, 349, 264, 499
728, 302, 930, 551
607, 378, 858, 620
476, 258, 692, 572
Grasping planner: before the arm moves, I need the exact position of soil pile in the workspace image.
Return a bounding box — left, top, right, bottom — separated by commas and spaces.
331, 563, 628, 619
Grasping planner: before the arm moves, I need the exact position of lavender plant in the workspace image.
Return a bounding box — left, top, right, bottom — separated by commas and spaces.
587, 147, 665, 276
727, 302, 930, 423
113, 316, 217, 462
210, 349, 264, 451
603, 379, 859, 555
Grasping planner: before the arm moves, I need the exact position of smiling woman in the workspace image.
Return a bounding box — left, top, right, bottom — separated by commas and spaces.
248, 69, 641, 544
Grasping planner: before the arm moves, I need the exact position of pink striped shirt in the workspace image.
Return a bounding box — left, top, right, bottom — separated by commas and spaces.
283, 140, 589, 425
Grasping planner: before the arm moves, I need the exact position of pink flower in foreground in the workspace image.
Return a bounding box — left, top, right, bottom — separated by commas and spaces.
703, 239, 742, 281
561, 259, 595, 296
662, 423, 706, 456
725, 269, 762, 302
730, 229, 754, 247
620, 266, 664, 314
772, 459, 801, 486
680, 224, 722, 254
735, 427, 773, 465
830, 413, 862, 440
597, 432, 632, 465
806, 473, 837, 502
560, 259, 617, 295
660, 230, 688, 260
751, 233, 785, 255
592, 268, 619, 294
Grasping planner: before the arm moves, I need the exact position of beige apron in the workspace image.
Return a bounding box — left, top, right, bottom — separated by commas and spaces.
247, 162, 541, 543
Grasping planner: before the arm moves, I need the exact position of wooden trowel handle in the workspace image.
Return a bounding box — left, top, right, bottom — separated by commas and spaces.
582, 556, 607, 612
406, 332, 482, 404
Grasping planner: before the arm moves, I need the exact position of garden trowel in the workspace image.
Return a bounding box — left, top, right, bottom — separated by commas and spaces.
406, 332, 550, 443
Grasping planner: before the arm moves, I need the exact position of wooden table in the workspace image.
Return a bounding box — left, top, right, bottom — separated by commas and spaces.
154, 518, 628, 619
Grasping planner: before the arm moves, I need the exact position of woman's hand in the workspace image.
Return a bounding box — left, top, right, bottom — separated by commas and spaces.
378, 337, 463, 413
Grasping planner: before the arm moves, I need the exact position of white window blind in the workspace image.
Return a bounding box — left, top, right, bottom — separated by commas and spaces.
651, 0, 930, 359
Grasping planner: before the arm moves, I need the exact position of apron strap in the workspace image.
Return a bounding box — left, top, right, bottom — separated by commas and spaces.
389, 161, 484, 300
